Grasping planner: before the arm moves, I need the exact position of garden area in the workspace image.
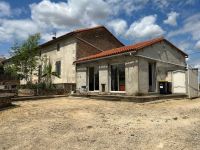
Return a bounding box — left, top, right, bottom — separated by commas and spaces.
1, 96, 200, 150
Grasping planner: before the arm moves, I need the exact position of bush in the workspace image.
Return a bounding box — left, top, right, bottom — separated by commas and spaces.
20, 82, 37, 89
37, 82, 46, 90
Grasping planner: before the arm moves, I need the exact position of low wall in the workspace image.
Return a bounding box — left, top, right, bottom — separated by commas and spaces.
0, 95, 12, 108
18, 89, 36, 97
38, 89, 67, 95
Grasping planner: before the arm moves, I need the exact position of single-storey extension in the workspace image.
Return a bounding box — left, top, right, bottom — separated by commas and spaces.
75, 37, 191, 96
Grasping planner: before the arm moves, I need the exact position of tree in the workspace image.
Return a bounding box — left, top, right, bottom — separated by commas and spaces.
4, 65, 18, 78
10, 33, 41, 83
41, 56, 60, 88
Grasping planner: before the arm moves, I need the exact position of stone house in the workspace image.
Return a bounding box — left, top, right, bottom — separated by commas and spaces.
39, 26, 124, 90
75, 37, 190, 96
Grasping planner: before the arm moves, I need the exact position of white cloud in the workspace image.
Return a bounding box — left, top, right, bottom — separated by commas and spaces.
125, 15, 164, 40
106, 0, 149, 15
176, 41, 191, 51
0, 1, 11, 17
168, 13, 200, 40
30, 0, 110, 29
41, 30, 69, 42
185, 0, 197, 5
0, 19, 39, 42
195, 41, 200, 49
164, 11, 179, 26
152, 0, 169, 8
0, 0, 112, 43
107, 19, 127, 35
152, 0, 197, 9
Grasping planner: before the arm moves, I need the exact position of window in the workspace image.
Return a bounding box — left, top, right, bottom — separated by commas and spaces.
111, 64, 125, 91
88, 67, 99, 91
57, 43, 60, 51
55, 61, 61, 76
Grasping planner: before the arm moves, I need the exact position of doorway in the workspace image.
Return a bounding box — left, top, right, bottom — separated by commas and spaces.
148, 62, 156, 92
110, 64, 125, 91
88, 67, 99, 91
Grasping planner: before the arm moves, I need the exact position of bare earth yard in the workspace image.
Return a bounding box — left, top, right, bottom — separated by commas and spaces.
1, 97, 200, 150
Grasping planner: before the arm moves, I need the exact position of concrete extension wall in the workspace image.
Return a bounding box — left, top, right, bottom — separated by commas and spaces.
76, 66, 87, 92
99, 65, 109, 93
41, 38, 76, 84
138, 57, 149, 93
76, 55, 139, 95
136, 41, 186, 94
136, 41, 186, 66
125, 59, 139, 95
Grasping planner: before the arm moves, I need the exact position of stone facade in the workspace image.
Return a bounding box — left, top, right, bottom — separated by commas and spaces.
40, 37, 76, 84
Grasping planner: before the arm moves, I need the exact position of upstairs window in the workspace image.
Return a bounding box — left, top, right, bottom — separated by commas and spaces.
57, 43, 60, 51
55, 61, 61, 76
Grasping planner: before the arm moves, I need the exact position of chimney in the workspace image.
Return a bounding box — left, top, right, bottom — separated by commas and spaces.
52, 37, 56, 40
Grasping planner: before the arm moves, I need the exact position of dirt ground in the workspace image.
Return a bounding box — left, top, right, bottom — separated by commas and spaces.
0, 97, 200, 150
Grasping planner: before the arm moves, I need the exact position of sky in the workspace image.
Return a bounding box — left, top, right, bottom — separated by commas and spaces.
0, 0, 200, 68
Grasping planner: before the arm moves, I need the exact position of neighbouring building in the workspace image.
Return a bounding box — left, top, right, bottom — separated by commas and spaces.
38, 26, 124, 90
74, 37, 197, 96
0, 58, 19, 90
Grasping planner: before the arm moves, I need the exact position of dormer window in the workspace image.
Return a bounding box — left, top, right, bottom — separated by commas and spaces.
57, 43, 60, 51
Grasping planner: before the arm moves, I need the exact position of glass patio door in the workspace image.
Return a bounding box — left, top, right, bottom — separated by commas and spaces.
111, 64, 125, 91
88, 67, 99, 91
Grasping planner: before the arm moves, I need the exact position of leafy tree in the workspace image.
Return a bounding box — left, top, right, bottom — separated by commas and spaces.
10, 33, 41, 83
4, 65, 18, 78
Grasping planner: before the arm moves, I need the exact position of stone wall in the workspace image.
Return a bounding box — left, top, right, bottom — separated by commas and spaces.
76, 27, 123, 59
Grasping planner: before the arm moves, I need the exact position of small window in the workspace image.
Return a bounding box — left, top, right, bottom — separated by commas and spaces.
57, 43, 60, 51
55, 61, 61, 76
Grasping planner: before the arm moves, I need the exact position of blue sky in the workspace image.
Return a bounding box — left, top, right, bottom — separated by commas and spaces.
0, 0, 200, 67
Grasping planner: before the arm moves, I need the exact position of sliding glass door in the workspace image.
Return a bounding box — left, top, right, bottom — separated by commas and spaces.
88, 67, 99, 91
111, 64, 125, 91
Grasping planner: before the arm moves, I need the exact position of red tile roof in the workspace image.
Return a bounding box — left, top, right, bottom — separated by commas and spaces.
75, 37, 188, 63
